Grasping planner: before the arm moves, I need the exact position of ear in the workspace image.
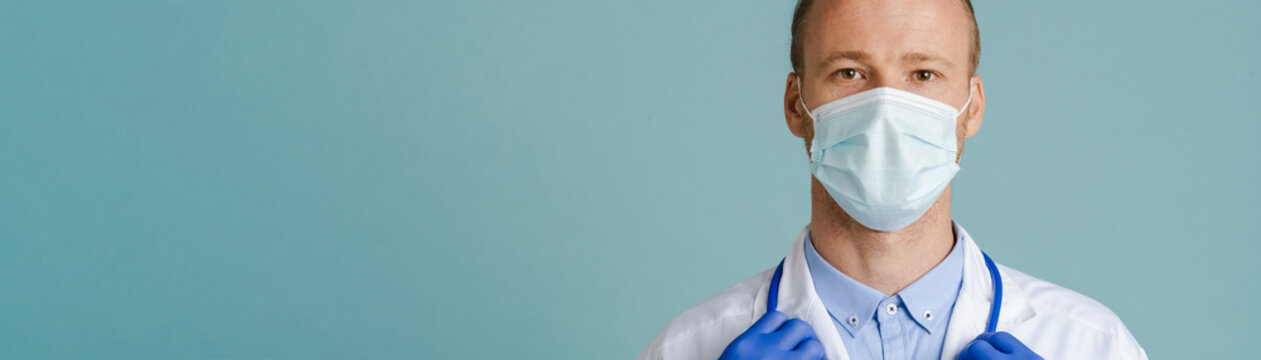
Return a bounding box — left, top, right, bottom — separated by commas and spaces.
784, 73, 807, 139
962, 75, 986, 139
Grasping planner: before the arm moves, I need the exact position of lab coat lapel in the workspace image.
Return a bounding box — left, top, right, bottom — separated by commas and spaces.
939, 225, 1036, 360
757, 227, 852, 360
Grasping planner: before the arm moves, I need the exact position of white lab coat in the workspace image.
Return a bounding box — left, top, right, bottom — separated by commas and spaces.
640, 225, 1148, 359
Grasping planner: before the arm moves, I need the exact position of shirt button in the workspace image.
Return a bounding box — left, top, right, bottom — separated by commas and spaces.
885, 303, 898, 314
924, 311, 934, 321
848, 315, 859, 326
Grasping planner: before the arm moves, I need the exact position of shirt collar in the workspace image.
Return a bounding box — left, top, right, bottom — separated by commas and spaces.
897, 222, 965, 333
802, 221, 966, 336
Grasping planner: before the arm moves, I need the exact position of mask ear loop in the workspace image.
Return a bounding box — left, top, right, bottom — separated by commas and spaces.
953, 87, 974, 119
795, 75, 821, 171
795, 75, 816, 122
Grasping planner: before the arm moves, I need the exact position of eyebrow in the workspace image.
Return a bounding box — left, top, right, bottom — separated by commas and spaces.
816, 50, 956, 69
819, 51, 871, 68
901, 52, 954, 67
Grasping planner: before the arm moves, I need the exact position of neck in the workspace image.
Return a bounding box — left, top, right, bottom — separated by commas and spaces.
808, 177, 956, 296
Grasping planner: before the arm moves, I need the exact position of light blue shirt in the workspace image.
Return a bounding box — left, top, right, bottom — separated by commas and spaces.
803, 223, 965, 360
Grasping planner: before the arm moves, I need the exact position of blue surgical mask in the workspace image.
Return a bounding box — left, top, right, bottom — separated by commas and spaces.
799, 84, 971, 232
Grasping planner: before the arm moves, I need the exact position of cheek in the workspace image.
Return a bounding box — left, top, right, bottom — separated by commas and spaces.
802, 120, 815, 150
954, 118, 966, 162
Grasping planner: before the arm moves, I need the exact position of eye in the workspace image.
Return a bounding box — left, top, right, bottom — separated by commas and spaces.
837, 68, 862, 80
913, 70, 935, 82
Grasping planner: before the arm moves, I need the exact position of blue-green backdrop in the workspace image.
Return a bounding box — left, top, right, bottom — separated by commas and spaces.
2, 0, 1257, 358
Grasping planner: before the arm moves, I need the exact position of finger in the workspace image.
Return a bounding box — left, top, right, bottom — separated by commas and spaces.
958, 338, 1003, 360
774, 318, 816, 349
749, 310, 789, 334
793, 337, 826, 359
986, 331, 1029, 354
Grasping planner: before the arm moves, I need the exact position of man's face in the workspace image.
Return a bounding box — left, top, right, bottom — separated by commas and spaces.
785, 0, 985, 160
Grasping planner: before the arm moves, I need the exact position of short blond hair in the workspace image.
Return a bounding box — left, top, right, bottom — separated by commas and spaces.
789, 0, 981, 75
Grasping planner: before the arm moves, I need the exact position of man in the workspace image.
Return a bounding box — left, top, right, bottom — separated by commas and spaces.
639, 0, 1147, 359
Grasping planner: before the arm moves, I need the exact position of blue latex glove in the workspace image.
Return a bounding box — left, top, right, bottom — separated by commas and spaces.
959, 331, 1043, 360
719, 310, 825, 360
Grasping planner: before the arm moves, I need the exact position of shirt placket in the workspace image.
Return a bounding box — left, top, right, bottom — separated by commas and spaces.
876, 297, 906, 359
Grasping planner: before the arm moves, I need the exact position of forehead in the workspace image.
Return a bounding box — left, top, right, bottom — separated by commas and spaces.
801, 0, 972, 70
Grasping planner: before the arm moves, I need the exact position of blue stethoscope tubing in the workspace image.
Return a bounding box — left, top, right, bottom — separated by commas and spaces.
765, 251, 1003, 333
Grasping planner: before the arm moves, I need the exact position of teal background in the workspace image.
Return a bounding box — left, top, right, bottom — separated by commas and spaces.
2, 0, 1257, 358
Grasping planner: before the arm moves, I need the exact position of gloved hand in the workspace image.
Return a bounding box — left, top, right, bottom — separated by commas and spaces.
959, 331, 1043, 360
718, 310, 825, 360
